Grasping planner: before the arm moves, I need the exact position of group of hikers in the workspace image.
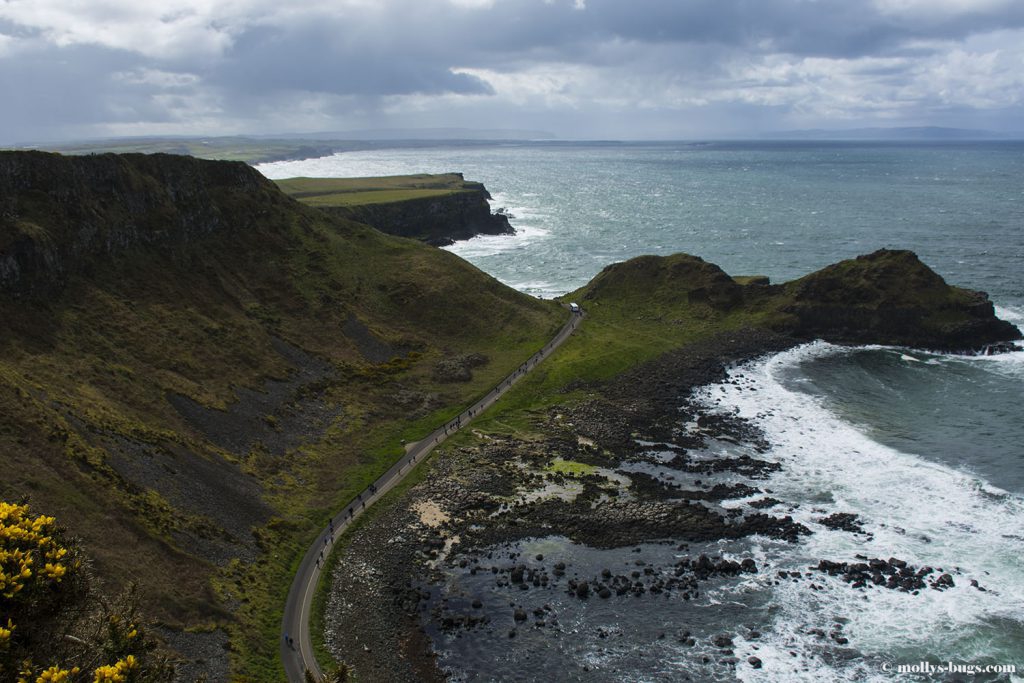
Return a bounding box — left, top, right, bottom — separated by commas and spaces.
287, 305, 584, 661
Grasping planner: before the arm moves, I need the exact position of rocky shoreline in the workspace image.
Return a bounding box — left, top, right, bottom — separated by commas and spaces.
320, 328, 833, 680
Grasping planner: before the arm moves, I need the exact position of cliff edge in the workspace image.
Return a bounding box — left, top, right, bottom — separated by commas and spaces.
276, 173, 514, 246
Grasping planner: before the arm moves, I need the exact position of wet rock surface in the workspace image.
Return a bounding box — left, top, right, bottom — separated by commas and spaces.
811, 557, 961, 593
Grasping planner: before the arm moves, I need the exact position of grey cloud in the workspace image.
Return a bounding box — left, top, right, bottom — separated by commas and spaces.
0, 43, 158, 141
1, 0, 1023, 142
207, 22, 493, 97
396, 0, 1024, 62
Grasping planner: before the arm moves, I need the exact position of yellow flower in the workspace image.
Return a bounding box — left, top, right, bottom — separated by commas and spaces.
92, 657, 135, 683
91, 664, 125, 682
42, 563, 66, 581
36, 665, 79, 682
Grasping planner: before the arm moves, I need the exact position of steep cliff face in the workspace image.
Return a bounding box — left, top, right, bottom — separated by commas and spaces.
275, 173, 515, 246
0, 151, 283, 296
316, 183, 513, 246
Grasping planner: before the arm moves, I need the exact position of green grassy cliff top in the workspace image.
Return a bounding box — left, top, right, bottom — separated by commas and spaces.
275, 173, 485, 207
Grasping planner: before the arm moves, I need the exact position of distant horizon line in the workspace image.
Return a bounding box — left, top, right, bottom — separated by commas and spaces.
8, 126, 1024, 149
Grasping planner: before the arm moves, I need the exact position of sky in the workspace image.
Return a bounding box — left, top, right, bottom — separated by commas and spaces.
2, 0, 1023, 143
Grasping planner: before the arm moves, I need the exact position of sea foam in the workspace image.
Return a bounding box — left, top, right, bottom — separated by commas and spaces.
692, 343, 1024, 681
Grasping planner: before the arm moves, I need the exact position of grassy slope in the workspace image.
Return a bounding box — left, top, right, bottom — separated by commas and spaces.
275, 174, 478, 208
0, 154, 563, 680
468, 254, 779, 432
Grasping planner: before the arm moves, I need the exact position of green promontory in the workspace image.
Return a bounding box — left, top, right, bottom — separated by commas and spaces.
276, 174, 514, 246
574, 250, 1020, 352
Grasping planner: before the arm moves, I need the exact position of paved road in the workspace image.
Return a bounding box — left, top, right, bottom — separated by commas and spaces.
281, 306, 583, 682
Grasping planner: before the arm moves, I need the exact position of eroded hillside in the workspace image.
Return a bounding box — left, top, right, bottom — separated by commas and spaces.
0, 151, 564, 679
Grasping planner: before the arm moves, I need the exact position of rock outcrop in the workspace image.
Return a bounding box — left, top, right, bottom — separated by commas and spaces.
320, 178, 514, 246
582, 253, 745, 311
779, 249, 1021, 351
575, 249, 1021, 352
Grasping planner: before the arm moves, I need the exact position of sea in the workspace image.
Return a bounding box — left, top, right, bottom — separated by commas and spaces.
258, 141, 1024, 681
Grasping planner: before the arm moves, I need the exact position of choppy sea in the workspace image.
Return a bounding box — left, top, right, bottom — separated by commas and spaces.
259, 141, 1024, 681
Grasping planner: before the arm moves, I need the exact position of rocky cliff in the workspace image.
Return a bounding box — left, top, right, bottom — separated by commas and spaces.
0, 151, 285, 296
312, 179, 514, 246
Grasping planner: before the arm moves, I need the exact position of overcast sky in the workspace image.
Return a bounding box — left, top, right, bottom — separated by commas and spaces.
2, 0, 1023, 143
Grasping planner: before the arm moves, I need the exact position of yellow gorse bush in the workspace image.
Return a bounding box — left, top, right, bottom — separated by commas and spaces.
3, 501, 80, 681
33, 665, 81, 682
1, 502, 70, 601
91, 655, 137, 682
3, 501, 163, 683
0, 617, 13, 645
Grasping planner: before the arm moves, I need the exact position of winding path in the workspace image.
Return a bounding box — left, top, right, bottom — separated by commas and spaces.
281, 306, 583, 682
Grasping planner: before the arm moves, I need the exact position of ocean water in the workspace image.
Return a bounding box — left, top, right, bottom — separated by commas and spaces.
259, 142, 1024, 680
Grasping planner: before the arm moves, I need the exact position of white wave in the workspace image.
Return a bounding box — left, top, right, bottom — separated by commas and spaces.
256, 151, 458, 179
693, 343, 1024, 682
442, 223, 552, 260
994, 304, 1024, 325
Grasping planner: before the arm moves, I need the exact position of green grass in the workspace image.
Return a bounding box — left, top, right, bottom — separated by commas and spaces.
275, 174, 480, 208
547, 458, 597, 476
732, 275, 770, 285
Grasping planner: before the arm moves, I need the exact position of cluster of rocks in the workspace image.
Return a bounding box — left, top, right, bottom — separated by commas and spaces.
817, 512, 867, 534
432, 352, 489, 383
812, 557, 961, 592
561, 552, 758, 602
704, 630, 767, 670
806, 621, 852, 646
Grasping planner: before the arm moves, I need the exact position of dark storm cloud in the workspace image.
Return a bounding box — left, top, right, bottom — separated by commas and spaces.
358, 0, 1024, 62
